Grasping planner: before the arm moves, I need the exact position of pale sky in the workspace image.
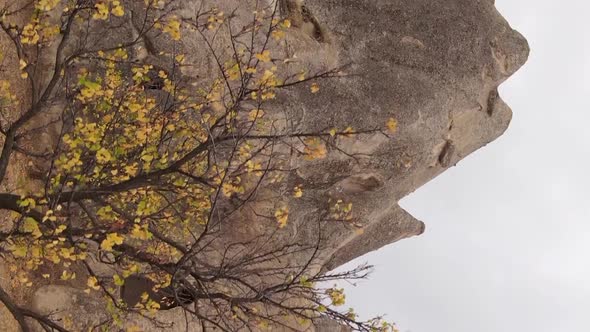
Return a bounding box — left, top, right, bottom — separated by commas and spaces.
342, 1, 590, 331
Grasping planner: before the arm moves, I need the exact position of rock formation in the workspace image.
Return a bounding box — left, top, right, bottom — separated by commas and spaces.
0, 0, 528, 330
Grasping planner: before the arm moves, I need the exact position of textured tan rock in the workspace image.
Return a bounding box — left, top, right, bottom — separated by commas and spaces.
30, 285, 108, 332
30, 285, 204, 332
269, 0, 529, 271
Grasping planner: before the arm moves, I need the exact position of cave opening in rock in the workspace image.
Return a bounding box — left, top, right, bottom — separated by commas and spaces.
120, 275, 194, 310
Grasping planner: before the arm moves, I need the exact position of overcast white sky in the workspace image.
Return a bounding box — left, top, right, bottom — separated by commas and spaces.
342, 1, 590, 331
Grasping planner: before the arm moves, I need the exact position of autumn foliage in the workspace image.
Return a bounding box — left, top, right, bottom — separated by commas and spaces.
0, 1, 398, 331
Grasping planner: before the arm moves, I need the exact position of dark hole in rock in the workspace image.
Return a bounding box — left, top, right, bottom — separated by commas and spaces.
120, 275, 194, 310
338, 174, 383, 194
141, 66, 166, 90
143, 75, 165, 90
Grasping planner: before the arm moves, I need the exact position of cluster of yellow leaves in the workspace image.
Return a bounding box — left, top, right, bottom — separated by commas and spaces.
162, 17, 181, 40
76, 75, 104, 102
60, 270, 76, 281
85, 276, 101, 293
19, 59, 28, 79
0, 80, 17, 103
271, 19, 291, 40
135, 191, 164, 216
330, 199, 353, 221
206, 11, 225, 30
21, 19, 61, 45
131, 223, 153, 240
16, 271, 34, 287
299, 275, 314, 288
100, 232, 125, 251
326, 287, 346, 306
10, 231, 87, 272
245, 160, 264, 176
303, 137, 327, 160
21, 22, 40, 45
140, 294, 161, 315
35, 0, 60, 11
93, 0, 125, 20
57, 117, 105, 177
131, 64, 157, 85
248, 109, 265, 122
55, 53, 208, 189
222, 177, 245, 197
225, 62, 241, 81
255, 50, 272, 63
274, 206, 289, 228
22, 217, 42, 239
9, 38, 233, 315
18, 197, 36, 210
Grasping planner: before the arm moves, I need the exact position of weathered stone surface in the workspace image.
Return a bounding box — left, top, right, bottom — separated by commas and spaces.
276, 0, 529, 269
31, 285, 203, 332
30, 285, 108, 332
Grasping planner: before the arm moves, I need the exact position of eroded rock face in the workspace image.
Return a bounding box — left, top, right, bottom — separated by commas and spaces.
7, 0, 528, 330
30, 285, 202, 332
276, 0, 529, 269
30, 285, 108, 332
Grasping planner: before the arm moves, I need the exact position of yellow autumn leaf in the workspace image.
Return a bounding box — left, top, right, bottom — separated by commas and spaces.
275, 207, 289, 228
87, 276, 101, 290
18, 197, 36, 209
113, 274, 125, 286
125, 163, 139, 176
310, 83, 320, 93
386, 117, 398, 133
11, 244, 27, 257
293, 186, 303, 198
175, 54, 185, 63
96, 148, 112, 163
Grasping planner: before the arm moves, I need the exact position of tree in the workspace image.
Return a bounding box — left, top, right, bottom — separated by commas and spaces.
0, 1, 398, 331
